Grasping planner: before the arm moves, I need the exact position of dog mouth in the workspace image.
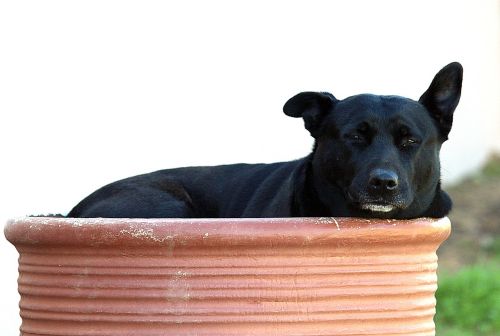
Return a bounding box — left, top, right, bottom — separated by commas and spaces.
347, 191, 404, 214
360, 203, 395, 213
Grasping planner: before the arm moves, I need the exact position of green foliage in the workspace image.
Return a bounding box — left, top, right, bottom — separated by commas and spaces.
436, 325, 476, 336
435, 260, 500, 335
481, 154, 500, 178
469, 154, 500, 183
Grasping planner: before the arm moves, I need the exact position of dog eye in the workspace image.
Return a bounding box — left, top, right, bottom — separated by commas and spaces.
400, 137, 419, 149
345, 133, 366, 144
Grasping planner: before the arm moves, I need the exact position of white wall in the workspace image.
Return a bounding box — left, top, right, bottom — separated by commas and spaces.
1, 1, 499, 333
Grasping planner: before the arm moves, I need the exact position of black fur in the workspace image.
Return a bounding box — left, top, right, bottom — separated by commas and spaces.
68, 63, 463, 219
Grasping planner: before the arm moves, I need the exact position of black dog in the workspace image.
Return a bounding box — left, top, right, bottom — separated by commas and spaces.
68, 62, 462, 219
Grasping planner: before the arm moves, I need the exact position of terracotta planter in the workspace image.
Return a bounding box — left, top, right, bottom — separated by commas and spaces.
5, 217, 450, 336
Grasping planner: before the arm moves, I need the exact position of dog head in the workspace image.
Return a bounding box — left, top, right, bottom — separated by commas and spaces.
284, 62, 463, 218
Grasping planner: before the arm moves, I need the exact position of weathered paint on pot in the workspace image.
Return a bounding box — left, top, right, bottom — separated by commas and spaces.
5, 217, 450, 336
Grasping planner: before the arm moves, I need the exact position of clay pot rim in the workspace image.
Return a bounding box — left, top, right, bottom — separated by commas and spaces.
5, 217, 450, 248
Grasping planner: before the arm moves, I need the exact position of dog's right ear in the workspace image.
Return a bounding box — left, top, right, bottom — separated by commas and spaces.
419, 62, 463, 140
283, 92, 337, 137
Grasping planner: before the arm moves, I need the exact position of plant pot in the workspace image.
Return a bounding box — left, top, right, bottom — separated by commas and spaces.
4, 217, 450, 336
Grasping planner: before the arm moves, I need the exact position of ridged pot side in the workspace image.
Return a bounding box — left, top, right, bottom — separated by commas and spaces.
5, 217, 451, 336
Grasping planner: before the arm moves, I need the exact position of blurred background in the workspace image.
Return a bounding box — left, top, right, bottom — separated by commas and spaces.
1, 1, 499, 334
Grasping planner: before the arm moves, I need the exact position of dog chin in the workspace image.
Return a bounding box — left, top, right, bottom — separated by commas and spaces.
360, 203, 395, 213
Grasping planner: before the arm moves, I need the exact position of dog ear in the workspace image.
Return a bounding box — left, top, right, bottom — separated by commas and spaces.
283, 92, 337, 137
419, 62, 463, 140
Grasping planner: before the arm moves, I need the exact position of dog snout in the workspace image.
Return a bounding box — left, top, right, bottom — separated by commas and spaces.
368, 169, 399, 192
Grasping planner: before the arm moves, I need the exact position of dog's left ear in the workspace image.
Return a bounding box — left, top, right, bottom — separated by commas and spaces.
283, 91, 338, 137
419, 62, 463, 140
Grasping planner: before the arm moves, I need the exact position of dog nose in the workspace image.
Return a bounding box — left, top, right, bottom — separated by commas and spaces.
369, 169, 399, 191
